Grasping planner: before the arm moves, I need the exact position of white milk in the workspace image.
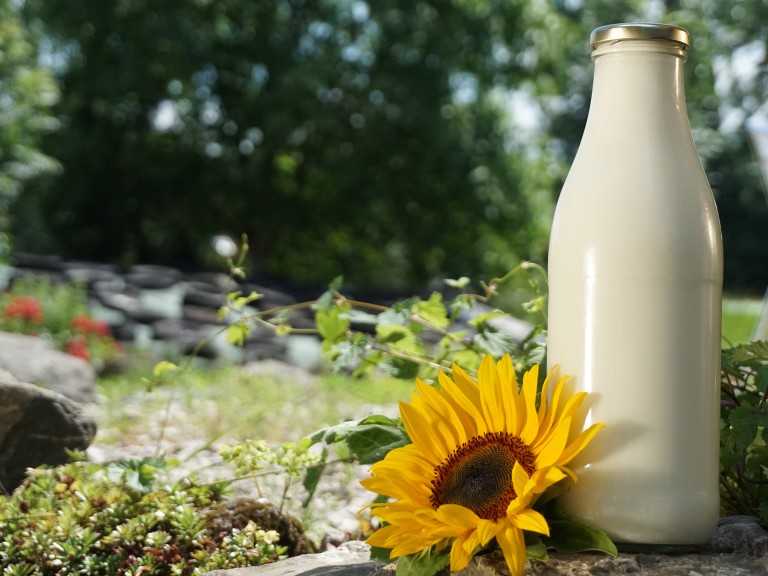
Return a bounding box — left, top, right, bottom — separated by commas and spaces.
547, 24, 723, 545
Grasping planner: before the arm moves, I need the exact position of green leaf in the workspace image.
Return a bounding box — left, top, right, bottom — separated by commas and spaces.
346, 423, 410, 464
314, 276, 344, 310
308, 414, 410, 464
468, 310, 506, 327
234, 291, 262, 308
544, 513, 617, 556
376, 323, 412, 345
369, 544, 395, 563
226, 322, 250, 346
152, 360, 178, 378
472, 327, 517, 357
726, 405, 759, 452
414, 292, 450, 328
302, 457, 326, 507
316, 302, 351, 344
396, 550, 450, 576
727, 340, 768, 363
444, 276, 470, 289
525, 536, 549, 562
446, 349, 482, 373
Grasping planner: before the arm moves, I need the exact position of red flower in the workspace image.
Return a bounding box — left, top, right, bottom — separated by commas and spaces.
66, 337, 91, 361
3, 296, 44, 325
71, 315, 112, 337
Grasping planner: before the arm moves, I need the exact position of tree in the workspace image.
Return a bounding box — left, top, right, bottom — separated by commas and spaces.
0, 0, 59, 259
15, 0, 768, 292
17, 0, 556, 287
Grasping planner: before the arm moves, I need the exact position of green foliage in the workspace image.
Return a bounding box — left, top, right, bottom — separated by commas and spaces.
16, 0, 553, 285
219, 439, 323, 510
0, 0, 60, 260
395, 550, 451, 576
720, 340, 768, 524
0, 277, 122, 369
310, 414, 410, 466
0, 458, 287, 575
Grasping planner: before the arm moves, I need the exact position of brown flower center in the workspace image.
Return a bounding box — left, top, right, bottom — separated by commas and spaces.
429, 432, 536, 521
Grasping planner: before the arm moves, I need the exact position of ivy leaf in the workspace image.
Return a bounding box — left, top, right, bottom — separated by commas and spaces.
396, 551, 450, 576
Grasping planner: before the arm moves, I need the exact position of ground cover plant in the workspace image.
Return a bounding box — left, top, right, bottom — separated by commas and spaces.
0, 454, 288, 575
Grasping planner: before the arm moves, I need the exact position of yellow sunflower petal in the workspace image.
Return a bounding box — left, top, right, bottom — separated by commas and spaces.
497, 525, 527, 576
437, 370, 485, 436
534, 372, 567, 444
477, 518, 501, 546
497, 355, 521, 433
399, 401, 447, 462
435, 504, 481, 529
510, 508, 550, 536
479, 355, 505, 431
510, 462, 532, 506
533, 415, 572, 468
559, 422, 605, 466
519, 365, 541, 443
536, 367, 552, 423
450, 362, 488, 433
450, 533, 473, 571
414, 378, 468, 446
391, 538, 442, 558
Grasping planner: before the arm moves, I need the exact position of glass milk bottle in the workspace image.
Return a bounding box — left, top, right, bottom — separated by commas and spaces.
547, 23, 723, 545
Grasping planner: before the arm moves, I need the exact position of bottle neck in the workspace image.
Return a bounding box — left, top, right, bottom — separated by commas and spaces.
586, 40, 689, 134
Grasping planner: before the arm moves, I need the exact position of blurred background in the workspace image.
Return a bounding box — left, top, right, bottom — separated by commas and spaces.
2, 0, 767, 295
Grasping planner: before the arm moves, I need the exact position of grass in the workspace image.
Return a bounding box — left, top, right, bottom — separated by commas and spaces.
722, 295, 765, 346
94, 361, 415, 448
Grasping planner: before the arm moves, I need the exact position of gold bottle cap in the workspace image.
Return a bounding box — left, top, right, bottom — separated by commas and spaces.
590, 23, 689, 50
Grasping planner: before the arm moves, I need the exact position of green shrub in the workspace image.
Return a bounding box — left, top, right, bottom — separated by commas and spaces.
0, 456, 287, 575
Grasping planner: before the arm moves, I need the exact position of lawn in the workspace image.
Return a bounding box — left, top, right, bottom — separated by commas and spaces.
722, 295, 765, 346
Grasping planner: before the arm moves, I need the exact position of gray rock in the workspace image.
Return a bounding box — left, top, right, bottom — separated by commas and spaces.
0, 379, 97, 491
203, 541, 378, 576
203, 518, 768, 576
0, 332, 97, 403
705, 515, 768, 557
455, 550, 768, 575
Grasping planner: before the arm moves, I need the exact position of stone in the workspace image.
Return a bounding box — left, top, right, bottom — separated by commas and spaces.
202, 541, 380, 576
0, 332, 97, 403
704, 515, 768, 557
200, 517, 768, 576
0, 379, 97, 491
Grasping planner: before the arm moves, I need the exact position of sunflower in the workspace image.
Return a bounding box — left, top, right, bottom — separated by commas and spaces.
361, 354, 603, 576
